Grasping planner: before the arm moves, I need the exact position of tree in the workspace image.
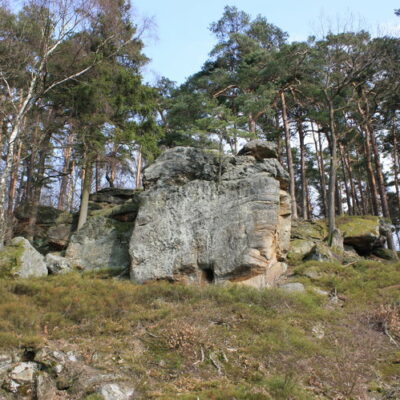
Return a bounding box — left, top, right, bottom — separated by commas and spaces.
0, 0, 149, 246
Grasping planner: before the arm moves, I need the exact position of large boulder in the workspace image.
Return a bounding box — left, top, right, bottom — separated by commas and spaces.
65, 216, 133, 271
0, 237, 47, 278
336, 215, 385, 254
237, 139, 277, 160
129, 145, 291, 288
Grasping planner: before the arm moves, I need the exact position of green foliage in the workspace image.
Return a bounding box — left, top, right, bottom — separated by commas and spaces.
0, 241, 24, 278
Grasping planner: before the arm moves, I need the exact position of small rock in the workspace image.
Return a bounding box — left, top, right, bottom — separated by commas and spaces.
237, 140, 277, 160
279, 282, 305, 293
45, 254, 72, 275
311, 323, 325, 339
9, 362, 37, 383
302, 268, 321, 280
0, 354, 13, 375
35, 372, 57, 400
311, 287, 329, 297
98, 383, 135, 400
304, 243, 335, 262
3, 362, 37, 394
66, 351, 78, 362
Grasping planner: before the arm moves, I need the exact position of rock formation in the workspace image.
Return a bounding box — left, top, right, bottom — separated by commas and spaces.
63, 188, 140, 271
287, 215, 397, 263
129, 142, 291, 288
0, 237, 48, 278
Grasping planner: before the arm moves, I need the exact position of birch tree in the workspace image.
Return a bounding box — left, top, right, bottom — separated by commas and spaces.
0, 0, 145, 247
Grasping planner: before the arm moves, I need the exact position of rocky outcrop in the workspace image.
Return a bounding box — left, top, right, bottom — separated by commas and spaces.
64, 188, 140, 271
287, 216, 395, 264
0, 237, 48, 278
129, 143, 291, 288
14, 205, 75, 253
336, 215, 390, 254
65, 216, 133, 271
0, 347, 135, 399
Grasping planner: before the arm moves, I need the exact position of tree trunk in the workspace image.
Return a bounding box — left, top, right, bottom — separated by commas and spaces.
393, 128, 400, 216
356, 101, 380, 215
67, 160, 76, 213
357, 179, 368, 215
326, 99, 337, 236
26, 130, 52, 242
339, 144, 352, 215
297, 119, 308, 219
95, 157, 101, 192
280, 91, 297, 219
135, 149, 142, 189
7, 140, 22, 218
335, 180, 343, 216
248, 114, 257, 135
58, 132, 75, 210
312, 123, 328, 217
0, 120, 24, 248
343, 152, 360, 215
77, 159, 92, 231
275, 114, 282, 164
369, 124, 390, 218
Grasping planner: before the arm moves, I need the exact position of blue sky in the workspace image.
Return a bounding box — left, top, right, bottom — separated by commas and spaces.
136, 0, 400, 85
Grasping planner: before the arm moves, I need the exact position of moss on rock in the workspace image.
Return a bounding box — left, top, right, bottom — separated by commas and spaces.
336, 215, 380, 238
291, 219, 327, 241
0, 240, 25, 278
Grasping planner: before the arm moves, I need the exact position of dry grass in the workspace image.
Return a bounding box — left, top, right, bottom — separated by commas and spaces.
0, 261, 398, 398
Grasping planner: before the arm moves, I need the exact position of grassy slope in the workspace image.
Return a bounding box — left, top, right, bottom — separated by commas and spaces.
0, 260, 399, 399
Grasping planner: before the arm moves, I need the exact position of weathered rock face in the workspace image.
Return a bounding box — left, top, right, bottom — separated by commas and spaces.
65, 216, 133, 271
63, 188, 140, 271
45, 253, 72, 275
0, 237, 48, 278
336, 215, 392, 255
129, 144, 291, 288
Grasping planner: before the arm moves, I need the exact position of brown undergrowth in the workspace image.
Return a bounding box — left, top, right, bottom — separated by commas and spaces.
0, 260, 398, 399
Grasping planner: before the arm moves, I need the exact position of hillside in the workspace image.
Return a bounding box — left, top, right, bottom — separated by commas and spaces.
0, 246, 399, 399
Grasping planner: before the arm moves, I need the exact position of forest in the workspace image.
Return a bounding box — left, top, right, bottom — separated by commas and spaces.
0, 0, 400, 249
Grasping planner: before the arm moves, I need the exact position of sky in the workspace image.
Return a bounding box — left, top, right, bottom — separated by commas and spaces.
135, 0, 400, 85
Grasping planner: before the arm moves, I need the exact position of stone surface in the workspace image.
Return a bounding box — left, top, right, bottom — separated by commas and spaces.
372, 247, 398, 261
89, 188, 138, 206
291, 220, 327, 241
130, 145, 291, 288
279, 282, 305, 293
304, 243, 335, 262
35, 372, 57, 400
98, 383, 135, 400
3, 362, 37, 396
0, 237, 48, 278
336, 215, 383, 254
237, 139, 277, 160
45, 254, 72, 274
66, 216, 133, 271
287, 239, 315, 262
47, 224, 72, 249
